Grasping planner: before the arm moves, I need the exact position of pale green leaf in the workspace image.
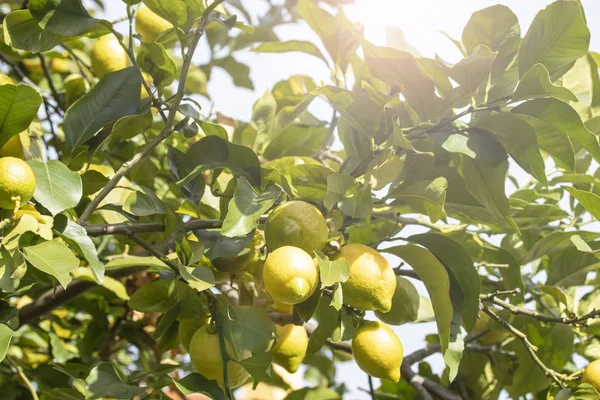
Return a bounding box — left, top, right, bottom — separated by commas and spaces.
23, 240, 80, 288
28, 160, 83, 216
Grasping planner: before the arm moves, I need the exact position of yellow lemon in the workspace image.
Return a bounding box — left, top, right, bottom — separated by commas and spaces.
0, 157, 36, 209
91, 35, 129, 78
352, 320, 403, 382
375, 277, 420, 325
0, 73, 14, 85
263, 246, 318, 305
135, 6, 173, 42
265, 201, 329, 253
583, 359, 600, 390
178, 316, 210, 351
338, 244, 396, 312
272, 324, 308, 373
272, 301, 293, 314
189, 325, 251, 388
0, 134, 24, 159
22, 57, 71, 74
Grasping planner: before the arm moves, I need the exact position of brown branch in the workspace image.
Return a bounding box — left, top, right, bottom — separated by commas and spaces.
85, 218, 224, 236
38, 53, 64, 110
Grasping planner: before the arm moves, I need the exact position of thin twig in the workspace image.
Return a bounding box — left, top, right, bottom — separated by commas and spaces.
7, 357, 39, 400
480, 288, 521, 301
212, 302, 234, 400
367, 375, 376, 400
38, 53, 64, 110
127, 233, 179, 271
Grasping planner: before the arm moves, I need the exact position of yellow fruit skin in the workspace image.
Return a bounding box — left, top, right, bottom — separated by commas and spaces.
91, 35, 129, 78
0, 157, 36, 209
135, 7, 173, 42
375, 277, 420, 325
352, 320, 403, 382
263, 246, 318, 305
583, 359, 600, 390
272, 301, 293, 314
272, 324, 308, 373
265, 201, 329, 253
338, 244, 396, 312
0, 135, 24, 159
0, 73, 14, 85
189, 325, 251, 388
178, 317, 209, 351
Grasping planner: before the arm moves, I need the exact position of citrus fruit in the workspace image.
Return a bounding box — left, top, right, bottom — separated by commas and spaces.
189, 324, 251, 388
272, 301, 293, 314
263, 246, 318, 305
178, 316, 210, 351
0, 134, 24, 158
264, 201, 329, 254
135, 7, 173, 42
352, 320, 403, 382
0, 73, 14, 85
22, 57, 71, 74
375, 277, 420, 325
91, 35, 129, 78
272, 324, 308, 373
0, 157, 36, 209
337, 244, 396, 312
583, 359, 600, 390
473, 312, 510, 345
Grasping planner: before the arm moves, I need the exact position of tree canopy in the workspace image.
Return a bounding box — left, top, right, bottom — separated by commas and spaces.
0, 0, 600, 399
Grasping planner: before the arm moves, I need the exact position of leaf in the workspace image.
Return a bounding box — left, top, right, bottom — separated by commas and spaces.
137, 42, 177, 89
565, 186, 600, 221
232, 306, 276, 353
3, 10, 66, 52
28, 160, 83, 216
512, 64, 577, 102
213, 56, 254, 89
307, 297, 340, 354
546, 245, 600, 287
221, 177, 281, 238
315, 251, 349, 289
0, 323, 14, 363
23, 240, 80, 288
240, 352, 272, 381
54, 216, 104, 284
63, 67, 142, 153
174, 373, 225, 400
472, 113, 547, 185
284, 387, 341, 400
252, 40, 328, 65
142, 0, 187, 26
409, 233, 480, 332
525, 231, 600, 263
29, 0, 106, 37
0, 84, 43, 147
123, 186, 166, 216
388, 178, 448, 223
518, 1, 590, 79
384, 245, 460, 379
41, 388, 85, 400
428, 128, 507, 162
128, 279, 183, 313
511, 98, 600, 165
72, 268, 128, 300
178, 264, 215, 292
571, 235, 599, 254
447, 45, 497, 99
85, 363, 146, 400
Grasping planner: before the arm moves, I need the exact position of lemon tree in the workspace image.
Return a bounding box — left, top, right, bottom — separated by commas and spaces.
1, 0, 600, 399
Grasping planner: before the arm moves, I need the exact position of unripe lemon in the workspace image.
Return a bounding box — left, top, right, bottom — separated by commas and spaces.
0, 73, 14, 85
337, 244, 396, 312
135, 7, 173, 42
22, 57, 71, 74
0, 157, 36, 209
178, 316, 210, 351
91, 35, 128, 78
375, 277, 420, 325
263, 246, 318, 305
473, 312, 510, 345
272, 324, 308, 373
265, 201, 329, 253
583, 359, 600, 390
352, 320, 403, 382
189, 325, 251, 388
0, 134, 24, 159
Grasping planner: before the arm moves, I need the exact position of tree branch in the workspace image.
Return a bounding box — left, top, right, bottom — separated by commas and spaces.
84, 218, 224, 236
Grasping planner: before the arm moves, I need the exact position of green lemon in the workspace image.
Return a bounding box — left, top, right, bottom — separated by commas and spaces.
375, 277, 420, 325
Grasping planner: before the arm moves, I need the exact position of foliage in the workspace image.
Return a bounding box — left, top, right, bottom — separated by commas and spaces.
0, 0, 599, 399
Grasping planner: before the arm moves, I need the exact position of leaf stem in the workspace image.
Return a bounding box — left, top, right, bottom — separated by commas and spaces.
7, 356, 39, 400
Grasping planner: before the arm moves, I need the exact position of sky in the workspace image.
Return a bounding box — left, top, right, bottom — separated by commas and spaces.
97, 0, 600, 398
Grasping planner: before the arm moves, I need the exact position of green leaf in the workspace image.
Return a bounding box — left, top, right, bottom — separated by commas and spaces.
284, 387, 341, 400
388, 177, 448, 223
307, 297, 339, 354
512, 64, 578, 102
462, 4, 520, 61
41, 388, 85, 400
447, 45, 497, 99
511, 98, 600, 165
221, 177, 281, 238
409, 233, 480, 332
23, 239, 80, 288
232, 305, 276, 353
213, 56, 254, 89
315, 251, 349, 289
28, 160, 83, 216
240, 352, 272, 382
178, 264, 215, 292
128, 279, 183, 313
0, 84, 43, 148
565, 186, 600, 221
85, 363, 146, 400
262, 157, 332, 201
0, 323, 14, 363
3, 10, 66, 52
54, 216, 104, 284
525, 231, 600, 263
123, 186, 166, 216
252, 40, 328, 65
142, 0, 187, 26
472, 113, 547, 185
64, 67, 142, 153
428, 128, 507, 162
263, 125, 327, 160
384, 245, 460, 379
518, 1, 590, 79
546, 245, 600, 287
174, 373, 225, 400
137, 42, 177, 89
29, 0, 106, 37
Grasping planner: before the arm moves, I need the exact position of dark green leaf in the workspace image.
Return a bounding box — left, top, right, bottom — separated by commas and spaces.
232, 305, 276, 353
128, 279, 183, 313
137, 42, 176, 89
174, 373, 225, 400
0, 84, 43, 147
3, 10, 66, 52
29, 0, 106, 37
23, 240, 80, 288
